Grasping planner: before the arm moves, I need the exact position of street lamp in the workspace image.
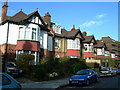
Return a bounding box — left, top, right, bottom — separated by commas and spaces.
2, 21, 9, 72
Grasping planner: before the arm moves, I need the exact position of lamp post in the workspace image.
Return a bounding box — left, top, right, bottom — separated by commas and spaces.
2, 21, 9, 72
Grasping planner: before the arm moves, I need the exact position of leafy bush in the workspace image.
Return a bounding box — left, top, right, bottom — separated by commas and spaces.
33, 65, 48, 80
86, 62, 99, 68
70, 63, 87, 74
16, 53, 34, 73
108, 58, 118, 67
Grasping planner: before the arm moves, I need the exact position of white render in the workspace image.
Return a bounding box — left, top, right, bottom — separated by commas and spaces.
0, 23, 8, 44
48, 36, 53, 51
40, 30, 48, 49
52, 24, 61, 34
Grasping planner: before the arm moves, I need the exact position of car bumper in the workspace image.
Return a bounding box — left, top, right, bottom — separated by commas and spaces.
100, 73, 113, 76
69, 80, 87, 85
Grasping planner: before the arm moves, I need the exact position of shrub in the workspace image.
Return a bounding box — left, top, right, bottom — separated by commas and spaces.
16, 53, 34, 73
108, 58, 118, 67
33, 65, 48, 80
70, 63, 87, 74
86, 62, 99, 68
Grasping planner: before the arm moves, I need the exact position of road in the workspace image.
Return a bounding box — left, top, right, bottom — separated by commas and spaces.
59, 75, 120, 89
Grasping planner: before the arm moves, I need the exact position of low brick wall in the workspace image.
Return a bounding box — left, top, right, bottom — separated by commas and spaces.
86, 59, 101, 65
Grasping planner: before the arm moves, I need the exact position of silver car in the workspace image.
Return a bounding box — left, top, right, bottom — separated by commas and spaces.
117, 67, 120, 74
0, 73, 22, 89
100, 67, 117, 77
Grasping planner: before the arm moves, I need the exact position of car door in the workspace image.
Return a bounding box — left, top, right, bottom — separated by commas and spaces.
2, 74, 18, 88
90, 70, 96, 82
88, 71, 94, 82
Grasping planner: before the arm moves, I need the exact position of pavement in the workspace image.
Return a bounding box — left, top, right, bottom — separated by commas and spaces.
20, 77, 70, 89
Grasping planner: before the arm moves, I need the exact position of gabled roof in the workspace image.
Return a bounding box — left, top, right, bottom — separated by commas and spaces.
10, 11, 27, 22
94, 41, 107, 49
83, 35, 96, 44
0, 10, 49, 31
1, 10, 46, 26
60, 29, 84, 39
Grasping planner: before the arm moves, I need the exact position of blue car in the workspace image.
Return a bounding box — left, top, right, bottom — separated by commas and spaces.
0, 73, 22, 89
69, 69, 99, 85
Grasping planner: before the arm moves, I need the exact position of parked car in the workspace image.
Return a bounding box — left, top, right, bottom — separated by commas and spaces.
112, 68, 118, 75
6, 62, 23, 76
117, 67, 120, 74
0, 73, 22, 89
69, 69, 99, 85
100, 67, 117, 77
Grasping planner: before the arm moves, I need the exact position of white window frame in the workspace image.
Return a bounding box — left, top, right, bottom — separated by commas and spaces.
55, 39, 61, 49
32, 28, 36, 40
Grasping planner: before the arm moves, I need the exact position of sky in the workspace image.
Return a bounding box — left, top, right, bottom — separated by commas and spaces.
0, 1, 119, 41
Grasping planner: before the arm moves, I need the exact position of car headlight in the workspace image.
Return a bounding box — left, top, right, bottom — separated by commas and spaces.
69, 79, 72, 81
87, 76, 90, 78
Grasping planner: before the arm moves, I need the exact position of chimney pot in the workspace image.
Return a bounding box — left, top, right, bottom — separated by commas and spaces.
82, 32, 87, 36
71, 25, 75, 30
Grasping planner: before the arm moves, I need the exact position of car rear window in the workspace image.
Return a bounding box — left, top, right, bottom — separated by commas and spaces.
2, 75, 11, 85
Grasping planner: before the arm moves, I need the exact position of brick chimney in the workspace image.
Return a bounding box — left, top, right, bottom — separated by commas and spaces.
71, 25, 75, 30
1, 0, 8, 22
43, 12, 51, 28
82, 32, 87, 36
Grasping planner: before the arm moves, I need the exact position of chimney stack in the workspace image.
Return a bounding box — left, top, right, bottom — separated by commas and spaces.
71, 25, 75, 30
82, 32, 87, 36
43, 12, 51, 28
1, 0, 8, 22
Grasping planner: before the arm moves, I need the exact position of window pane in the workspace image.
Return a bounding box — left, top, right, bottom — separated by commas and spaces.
32, 28, 36, 40
2, 75, 11, 85
25, 27, 30, 39
19, 27, 24, 39
24, 50, 29, 54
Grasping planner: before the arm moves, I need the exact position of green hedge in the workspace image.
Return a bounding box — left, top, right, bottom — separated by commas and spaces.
86, 62, 99, 68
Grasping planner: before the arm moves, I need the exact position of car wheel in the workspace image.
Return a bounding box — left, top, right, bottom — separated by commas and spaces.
86, 79, 90, 85
96, 77, 98, 82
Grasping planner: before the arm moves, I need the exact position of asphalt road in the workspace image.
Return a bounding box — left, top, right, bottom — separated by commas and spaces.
60, 75, 120, 89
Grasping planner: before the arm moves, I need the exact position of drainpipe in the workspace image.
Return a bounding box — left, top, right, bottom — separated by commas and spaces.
80, 38, 83, 57
3, 21, 9, 72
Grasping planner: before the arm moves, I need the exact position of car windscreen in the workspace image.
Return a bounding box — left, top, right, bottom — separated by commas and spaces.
101, 68, 109, 71
76, 70, 89, 75
6, 63, 16, 67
